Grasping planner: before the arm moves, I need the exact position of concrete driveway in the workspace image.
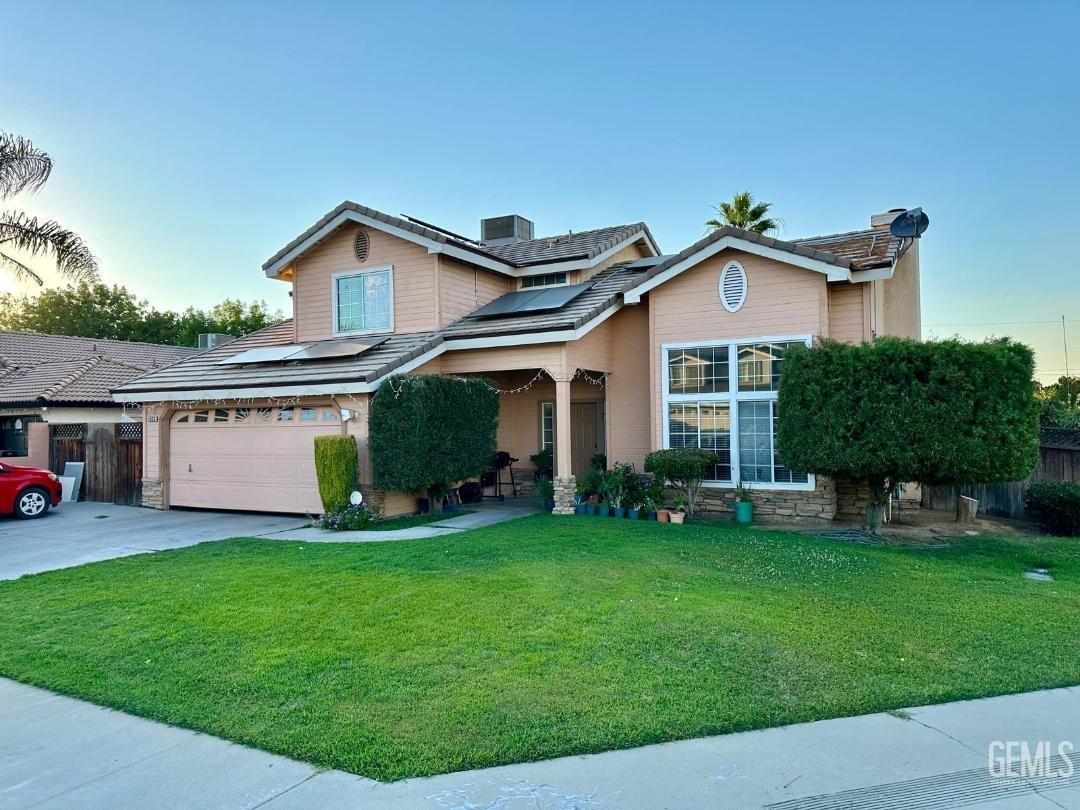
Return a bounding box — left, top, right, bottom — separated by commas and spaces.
0, 502, 306, 580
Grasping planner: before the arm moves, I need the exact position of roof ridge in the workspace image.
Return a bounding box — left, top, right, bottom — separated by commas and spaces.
793, 227, 881, 243
0, 329, 198, 352
42, 356, 102, 399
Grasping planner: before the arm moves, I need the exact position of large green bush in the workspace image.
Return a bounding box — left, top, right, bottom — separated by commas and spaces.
643, 448, 715, 517
1026, 483, 1080, 536
313, 435, 359, 513
777, 337, 1040, 530
370, 374, 499, 497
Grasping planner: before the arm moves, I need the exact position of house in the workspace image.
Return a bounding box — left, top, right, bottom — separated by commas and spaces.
113, 202, 923, 518
0, 331, 196, 470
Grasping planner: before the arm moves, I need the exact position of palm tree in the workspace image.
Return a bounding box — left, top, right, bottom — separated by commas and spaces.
0, 133, 97, 286
706, 191, 782, 235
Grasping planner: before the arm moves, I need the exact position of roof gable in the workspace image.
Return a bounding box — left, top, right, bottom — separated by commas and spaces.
262, 201, 659, 279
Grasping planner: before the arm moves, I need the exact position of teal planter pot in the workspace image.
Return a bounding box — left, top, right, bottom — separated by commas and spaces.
646, 511, 657, 521
627, 508, 640, 520
598, 505, 611, 518
612, 507, 626, 519
575, 504, 587, 515
584, 504, 597, 516
734, 501, 753, 524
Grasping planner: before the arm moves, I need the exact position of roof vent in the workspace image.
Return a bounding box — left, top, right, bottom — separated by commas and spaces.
719, 261, 747, 312
481, 215, 534, 246
354, 228, 370, 261
198, 333, 235, 352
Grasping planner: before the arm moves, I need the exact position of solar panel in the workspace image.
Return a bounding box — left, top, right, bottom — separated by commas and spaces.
286, 337, 388, 361
471, 282, 595, 319
214, 345, 305, 365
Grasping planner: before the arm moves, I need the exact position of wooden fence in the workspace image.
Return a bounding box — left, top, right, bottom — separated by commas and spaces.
49, 422, 143, 505
921, 440, 1080, 519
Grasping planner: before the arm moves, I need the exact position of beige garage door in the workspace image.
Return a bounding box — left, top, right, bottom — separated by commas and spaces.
169, 405, 342, 514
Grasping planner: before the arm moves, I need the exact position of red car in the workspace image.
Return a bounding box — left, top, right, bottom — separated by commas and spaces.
0, 462, 63, 519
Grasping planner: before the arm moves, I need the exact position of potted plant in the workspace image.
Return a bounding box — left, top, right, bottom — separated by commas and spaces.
641, 495, 657, 521
597, 498, 611, 518
657, 503, 671, 523
734, 480, 753, 524
627, 497, 641, 521
670, 494, 686, 524
530, 447, 554, 482
535, 475, 555, 512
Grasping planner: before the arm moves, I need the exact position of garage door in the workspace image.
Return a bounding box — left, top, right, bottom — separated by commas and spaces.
169, 405, 342, 514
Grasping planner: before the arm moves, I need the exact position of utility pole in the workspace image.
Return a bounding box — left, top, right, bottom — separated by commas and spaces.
1064, 315, 1073, 407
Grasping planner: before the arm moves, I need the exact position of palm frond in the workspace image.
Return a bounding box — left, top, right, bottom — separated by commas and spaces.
0, 249, 45, 286
0, 134, 52, 199
0, 210, 98, 282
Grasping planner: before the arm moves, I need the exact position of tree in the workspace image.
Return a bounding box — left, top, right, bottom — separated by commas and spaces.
0, 133, 97, 286
0, 282, 282, 346
776, 337, 1040, 531
369, 375, 499, 502
706, 191, 781, 234
1036, 376, 1080, 428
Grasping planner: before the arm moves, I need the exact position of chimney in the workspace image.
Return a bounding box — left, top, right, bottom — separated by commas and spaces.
480, 215, 534, 245
870, 208, 907, 231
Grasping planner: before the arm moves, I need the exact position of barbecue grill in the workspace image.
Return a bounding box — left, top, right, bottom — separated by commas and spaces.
482, 451, 519, 501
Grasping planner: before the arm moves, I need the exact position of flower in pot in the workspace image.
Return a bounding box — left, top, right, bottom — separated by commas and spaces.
733, 480, 753, 524
670, 494, 687, 524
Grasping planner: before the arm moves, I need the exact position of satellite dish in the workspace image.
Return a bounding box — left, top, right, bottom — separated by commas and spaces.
349, 490, 363, 506
889, 207, 929, 239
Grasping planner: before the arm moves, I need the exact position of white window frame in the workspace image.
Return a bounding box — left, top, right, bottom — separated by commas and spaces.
660, 334, 815, 491
519, 272, 570, 290
332, 265, 394, 337
539, 401, 555, 451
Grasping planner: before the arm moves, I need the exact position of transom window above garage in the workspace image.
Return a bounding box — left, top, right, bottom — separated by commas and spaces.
173, 407, 340, 425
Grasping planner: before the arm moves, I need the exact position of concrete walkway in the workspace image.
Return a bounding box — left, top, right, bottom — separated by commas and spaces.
1, 678, 1075, 809
261, 501, 541, 542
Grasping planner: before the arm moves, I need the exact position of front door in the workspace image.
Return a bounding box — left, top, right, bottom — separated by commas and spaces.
570, 402, 599, 480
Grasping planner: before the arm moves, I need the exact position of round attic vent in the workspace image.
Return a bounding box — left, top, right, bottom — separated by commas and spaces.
353, 228, 370, 262
719, 261, 747, 312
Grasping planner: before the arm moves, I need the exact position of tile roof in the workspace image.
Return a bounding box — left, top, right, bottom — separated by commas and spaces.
1040, 426, 1080, 450
0, 331, 196, 405
792, 228, 907, 270
262, 201, 657, 273
114, 321, 443, 394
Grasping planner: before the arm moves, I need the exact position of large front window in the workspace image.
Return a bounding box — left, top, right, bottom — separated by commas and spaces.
335, 267, 392, 334
663, 338, 810, 488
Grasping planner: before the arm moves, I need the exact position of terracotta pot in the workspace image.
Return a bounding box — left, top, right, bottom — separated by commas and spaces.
657, 509, 671, 523
670, 512, 686, 524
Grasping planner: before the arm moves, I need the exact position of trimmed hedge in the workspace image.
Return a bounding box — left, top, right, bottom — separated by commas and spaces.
313, 435, 359, 514
777, 337, 1040, 529
643, 447, 715, 517
1026, 483, 1080, 536
370, 375, 499, 495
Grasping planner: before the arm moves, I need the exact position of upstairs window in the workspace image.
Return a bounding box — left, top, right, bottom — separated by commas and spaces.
521, 272, 568, 289
335, 267, 393, 334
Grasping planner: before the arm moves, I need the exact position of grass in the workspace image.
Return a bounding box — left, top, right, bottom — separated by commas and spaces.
370, 508, 475, 531
0, 515, 1077, 781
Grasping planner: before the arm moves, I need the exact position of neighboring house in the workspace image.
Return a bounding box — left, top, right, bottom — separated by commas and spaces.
0, 331, 195, 470
114, 202, 923, 518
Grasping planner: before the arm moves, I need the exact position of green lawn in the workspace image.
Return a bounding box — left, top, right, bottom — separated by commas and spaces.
0, 516, 1077, 781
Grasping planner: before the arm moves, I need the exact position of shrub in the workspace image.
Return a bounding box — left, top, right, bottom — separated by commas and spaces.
313, 435, 359, 513
777, 337, 1040, 531
529, 447, 553, 475
370, 375, 499, 498
535, 475, 555, 502
643, 448, 715, 517
575, 468, 605, 501
316, 504, 377, 532
1026, 483, 1080, 536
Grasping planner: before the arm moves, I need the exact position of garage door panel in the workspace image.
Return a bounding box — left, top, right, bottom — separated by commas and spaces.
169, 412, 340, 514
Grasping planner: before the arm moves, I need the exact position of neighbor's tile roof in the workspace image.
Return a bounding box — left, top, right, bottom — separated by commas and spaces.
0, 331, 196, 405
1040, 426, 1080, 450
262, 201, 656, 273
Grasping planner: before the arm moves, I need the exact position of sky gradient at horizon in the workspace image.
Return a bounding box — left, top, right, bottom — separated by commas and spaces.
2, 0, 1078, 381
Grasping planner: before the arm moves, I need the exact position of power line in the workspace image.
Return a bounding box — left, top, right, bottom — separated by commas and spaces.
925, 319, 1080, 328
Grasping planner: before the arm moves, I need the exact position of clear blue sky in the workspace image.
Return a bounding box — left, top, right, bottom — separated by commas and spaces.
3, 0, 1078, 381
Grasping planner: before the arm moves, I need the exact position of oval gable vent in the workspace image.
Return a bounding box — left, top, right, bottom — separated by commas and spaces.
719, 261, 747, 312
353, 228, 370, 262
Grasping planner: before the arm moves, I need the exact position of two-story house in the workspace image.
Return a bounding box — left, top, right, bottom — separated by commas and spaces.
113, 202, 923, 518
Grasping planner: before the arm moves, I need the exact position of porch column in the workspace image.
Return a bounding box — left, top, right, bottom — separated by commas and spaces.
552, 373, 576, 515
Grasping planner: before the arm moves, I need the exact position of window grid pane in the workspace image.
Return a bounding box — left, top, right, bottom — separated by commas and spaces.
738, 342, 797, 392
337, 270, 391, 332
667, 402, 731, 482
668, 347, 729, 395
738, 401, 772, 482
540, 402, 555, 450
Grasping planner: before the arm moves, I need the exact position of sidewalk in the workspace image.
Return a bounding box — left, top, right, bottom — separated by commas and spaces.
1, 678, 1075, 809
